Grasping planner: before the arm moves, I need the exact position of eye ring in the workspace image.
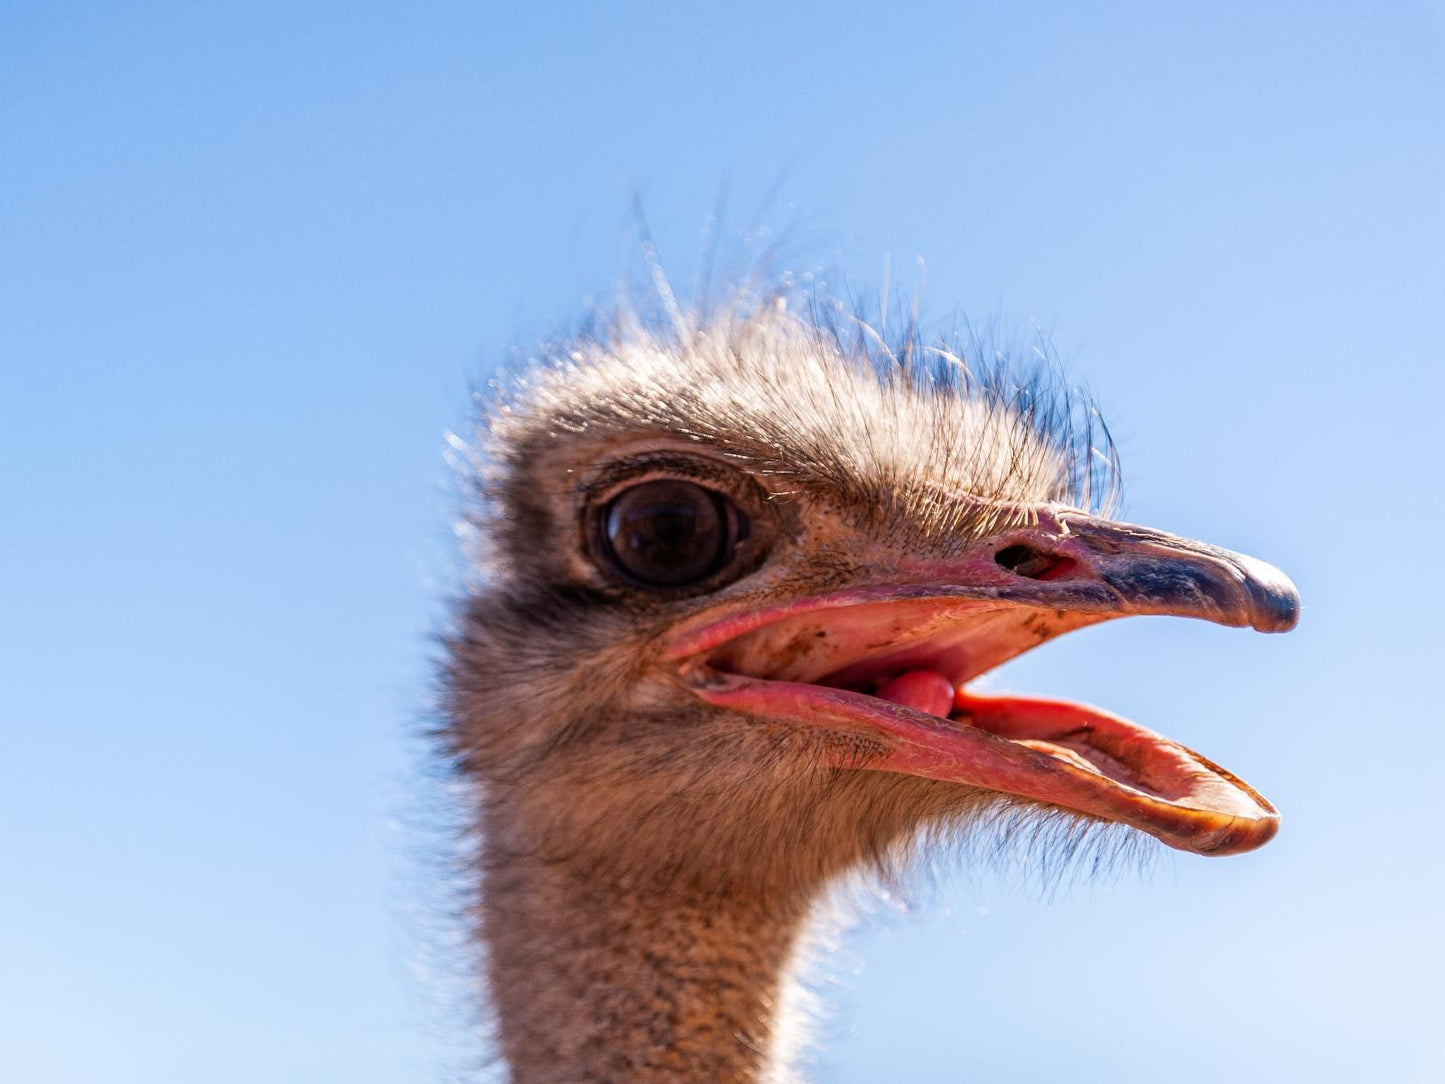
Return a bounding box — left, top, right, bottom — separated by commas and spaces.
597, 479, 750, 589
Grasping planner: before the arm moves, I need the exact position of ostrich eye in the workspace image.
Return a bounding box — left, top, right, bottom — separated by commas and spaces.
601, 480, 745, 588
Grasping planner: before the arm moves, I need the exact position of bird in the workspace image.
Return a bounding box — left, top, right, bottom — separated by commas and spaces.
441, 289, 1300, 1083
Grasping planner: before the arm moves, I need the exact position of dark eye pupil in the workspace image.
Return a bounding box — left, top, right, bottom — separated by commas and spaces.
603, 480, 735, 587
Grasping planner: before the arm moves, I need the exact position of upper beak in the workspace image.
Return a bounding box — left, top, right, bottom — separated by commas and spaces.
956, 508, 1300, 633
668, 506, 1299, 674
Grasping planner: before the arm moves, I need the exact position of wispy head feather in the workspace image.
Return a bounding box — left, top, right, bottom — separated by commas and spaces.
459, 281, 1120, 586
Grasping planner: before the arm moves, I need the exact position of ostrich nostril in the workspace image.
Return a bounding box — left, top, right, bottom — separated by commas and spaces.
994, 544, 1077, 581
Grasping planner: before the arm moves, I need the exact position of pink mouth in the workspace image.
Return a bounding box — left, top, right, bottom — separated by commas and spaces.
669, 512, 1297, 856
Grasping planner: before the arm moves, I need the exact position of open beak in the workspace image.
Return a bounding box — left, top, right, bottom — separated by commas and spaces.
668, 508, 1300, 857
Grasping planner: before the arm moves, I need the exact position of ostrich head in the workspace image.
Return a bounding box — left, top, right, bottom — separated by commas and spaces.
443, 296, 1298, 1080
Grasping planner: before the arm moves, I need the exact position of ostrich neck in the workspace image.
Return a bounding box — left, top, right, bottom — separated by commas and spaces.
480, 851, 814, 1083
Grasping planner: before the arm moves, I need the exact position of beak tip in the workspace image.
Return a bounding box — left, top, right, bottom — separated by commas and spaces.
1237, 554, 1301, 633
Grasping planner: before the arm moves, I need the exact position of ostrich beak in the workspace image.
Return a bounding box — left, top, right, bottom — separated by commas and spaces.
669, 509, 1300, 857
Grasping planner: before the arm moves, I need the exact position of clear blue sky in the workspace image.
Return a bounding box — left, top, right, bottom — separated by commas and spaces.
3, 3, 1442, 1081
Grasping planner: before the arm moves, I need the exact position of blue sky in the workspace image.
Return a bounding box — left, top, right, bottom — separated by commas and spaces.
3, 3, 1442, 1081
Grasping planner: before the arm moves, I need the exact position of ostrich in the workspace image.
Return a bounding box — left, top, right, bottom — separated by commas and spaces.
443, 293, 1299, 1083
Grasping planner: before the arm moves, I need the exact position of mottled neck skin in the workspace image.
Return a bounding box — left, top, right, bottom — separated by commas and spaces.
481, 848, 812, 1083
